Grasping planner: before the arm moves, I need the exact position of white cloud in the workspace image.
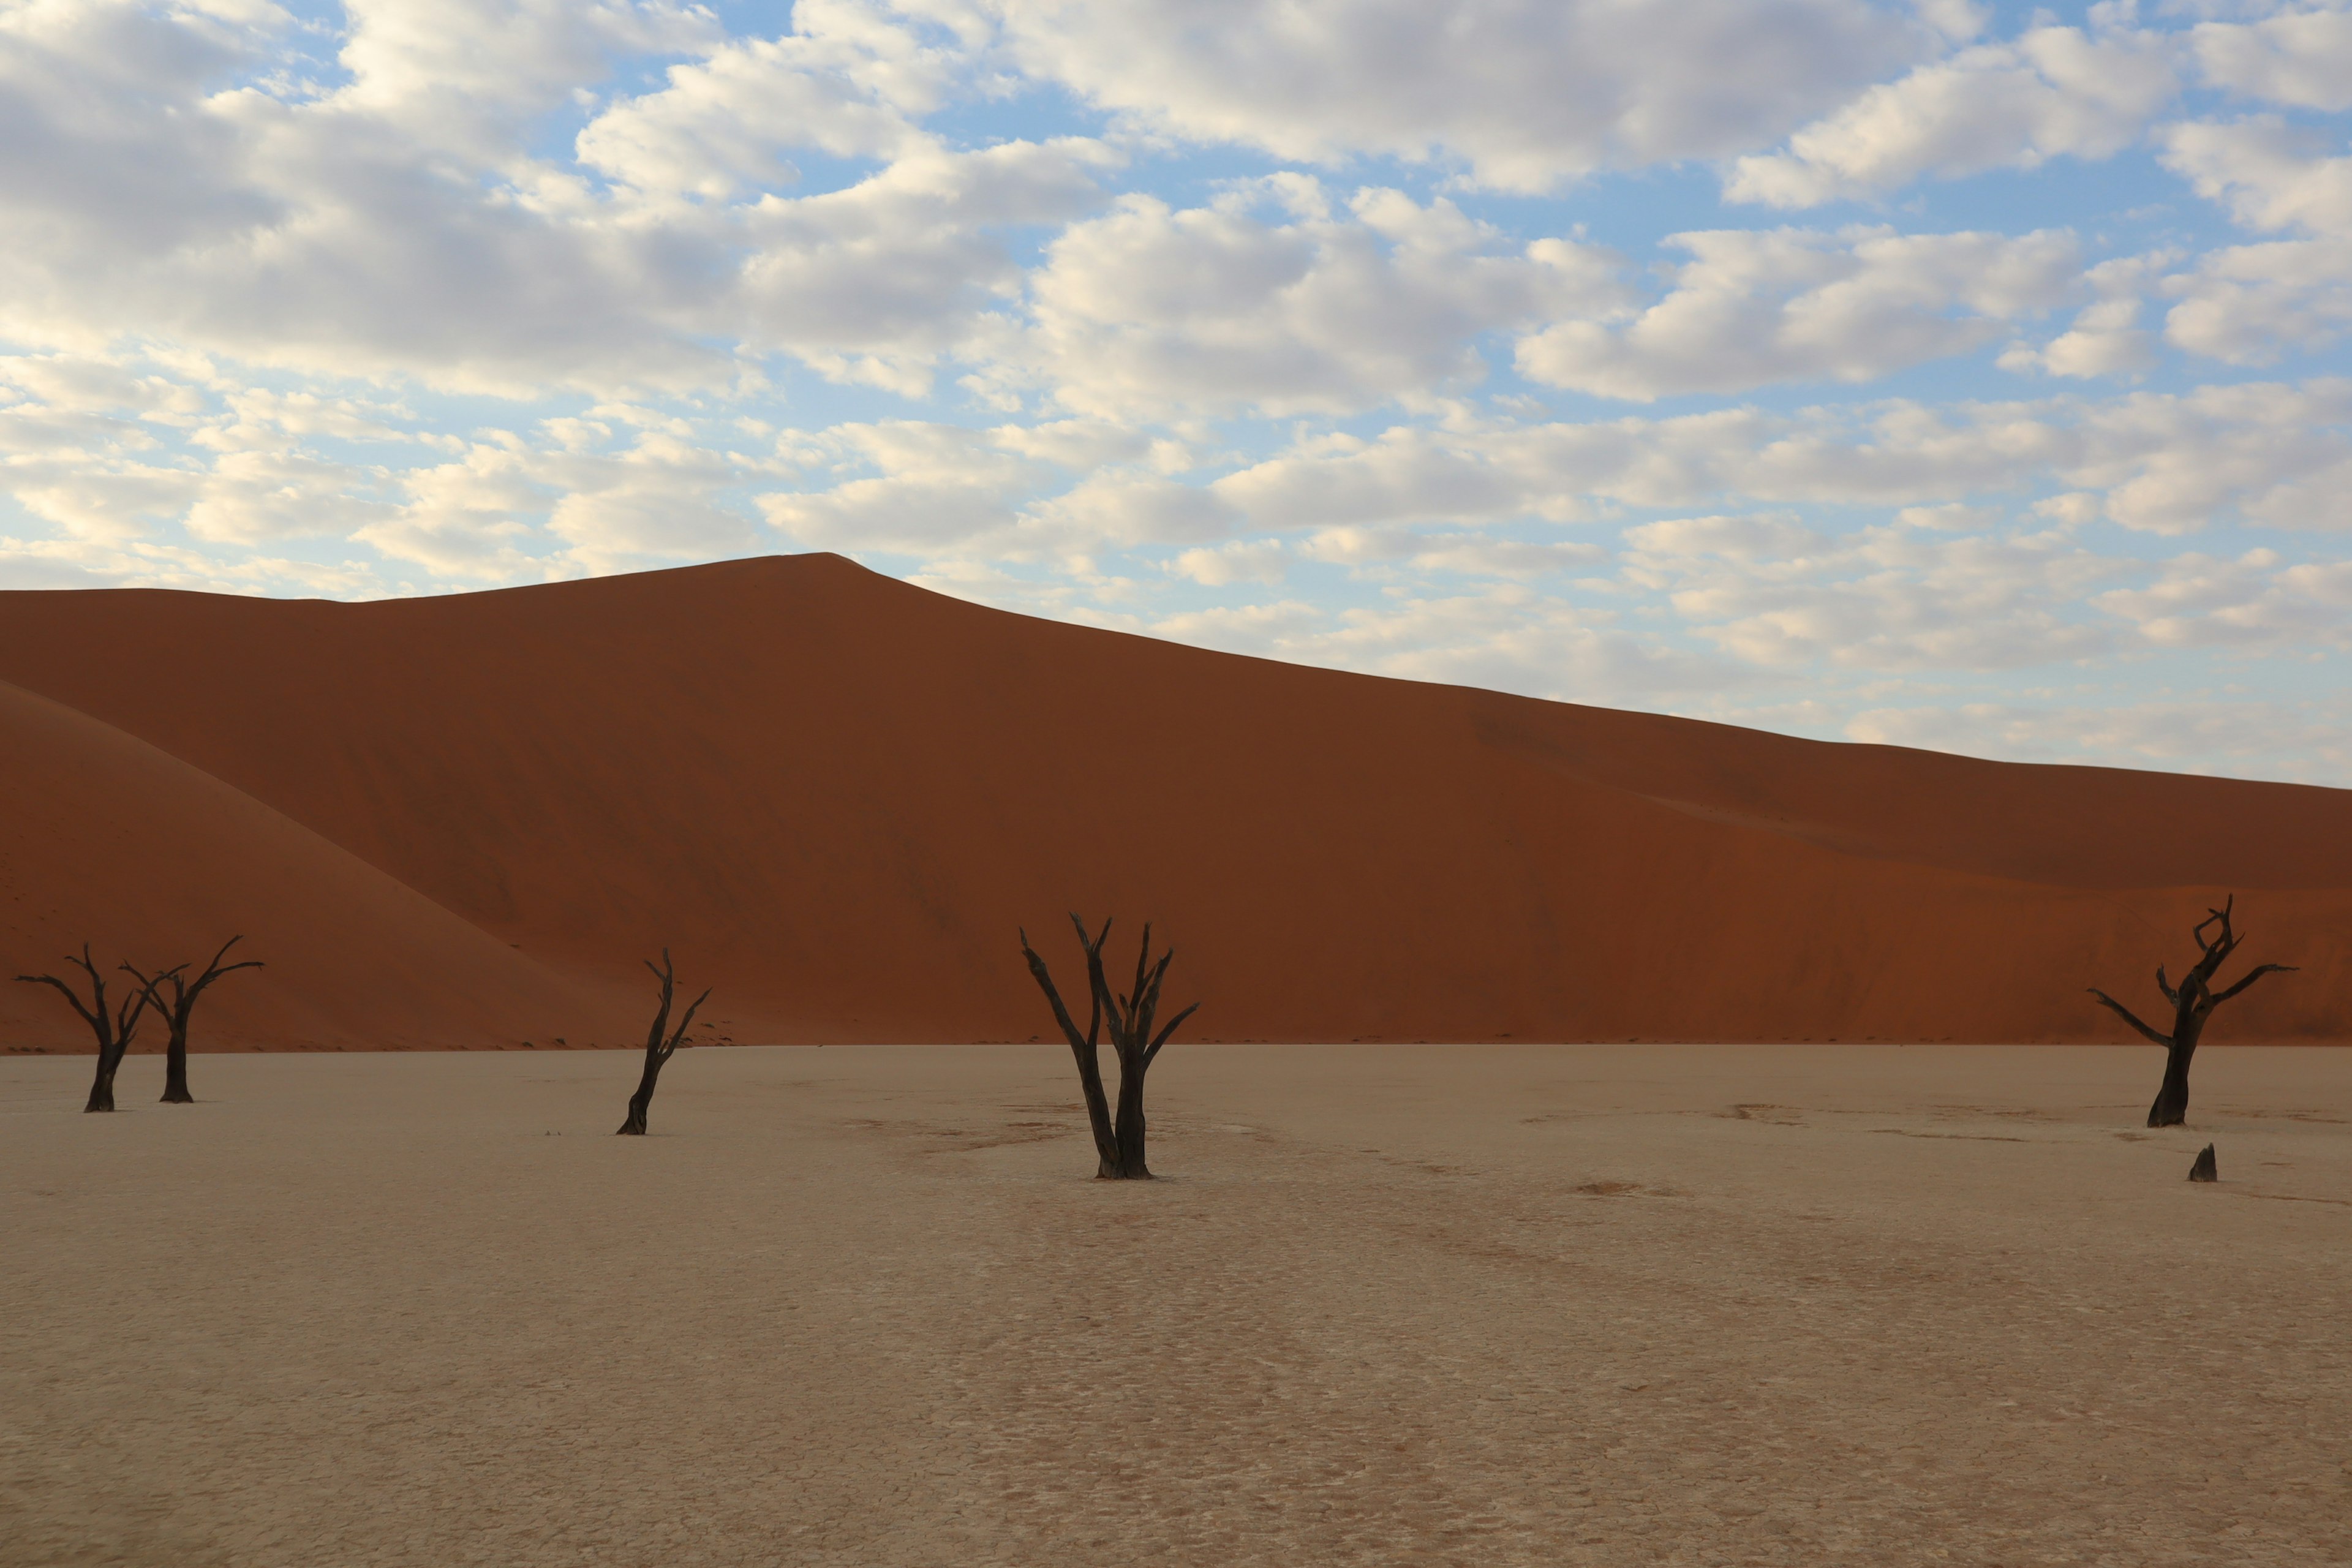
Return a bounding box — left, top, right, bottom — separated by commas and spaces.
2162, 115, 2352, 235
1030, 473, 1238, 548
2094, 547, 2352, 649
1405, 534, 1607, 577
983, 0, 1932, 192
2163, 237, 2352, 363
759, 420, 1046, 554
733, 136, 1121, 390
576, 33, 928, 198
2002, 296, 2157, 377
331, 0, 722, 163
1207, 380, 2352, 535
1, 0, 2349, 787
1845, 696, 2352, 782
1139, 583, 1752, 702
0, 0, 1118, 395
1517, 227, 2080, 400
1003, 180, 1620, 417
1621, 512, 2121, 670
184, 446, 394, 543
2194, 6, 2352, 112
1726, 24, 2178, 206
1168, 538, 1286, 586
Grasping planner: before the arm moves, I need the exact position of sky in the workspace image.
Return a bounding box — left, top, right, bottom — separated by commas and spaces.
2, 0, 2350, 783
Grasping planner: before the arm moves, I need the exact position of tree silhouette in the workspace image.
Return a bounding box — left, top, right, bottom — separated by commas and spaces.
2089, 896, 2295, 1128
18, 945, 155, 1113
617, 950, 709, 1136
1020, 914, 1199, 1179
124, 938, 263, 1104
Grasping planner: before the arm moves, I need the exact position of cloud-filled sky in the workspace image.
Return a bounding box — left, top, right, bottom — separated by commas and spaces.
4, 0, 2351, 782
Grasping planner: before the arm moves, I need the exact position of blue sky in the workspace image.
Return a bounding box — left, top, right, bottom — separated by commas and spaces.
2, 0, 2350, 781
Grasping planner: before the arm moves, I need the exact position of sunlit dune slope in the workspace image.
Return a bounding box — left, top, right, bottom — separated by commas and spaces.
1, 553, 2344, 1047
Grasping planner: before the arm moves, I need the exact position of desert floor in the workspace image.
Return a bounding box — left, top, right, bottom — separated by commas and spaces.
3, 1044, 2348, 1567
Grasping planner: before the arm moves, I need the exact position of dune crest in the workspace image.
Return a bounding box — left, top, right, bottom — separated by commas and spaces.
1, 554, 2344, 1048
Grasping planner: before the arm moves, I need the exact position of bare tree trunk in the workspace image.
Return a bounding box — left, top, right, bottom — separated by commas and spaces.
616, 951, 710, 1136
618, 1068, 658, 1136
1023, 915, 1197, 1180
160, 1047, 194, 1104
2147, 1016, 2203, 1129
123, 940, 261, 1107
2089, 897, 2294, 1131
1111, 1055, 1151, 1180
19, 946, 152, 1115
1022, 918, 1120, 1175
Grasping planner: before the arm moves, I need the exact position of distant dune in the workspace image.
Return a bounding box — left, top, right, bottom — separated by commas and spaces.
2, 553, 2345, 1049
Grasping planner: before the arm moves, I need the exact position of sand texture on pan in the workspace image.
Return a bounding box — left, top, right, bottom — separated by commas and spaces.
5, 553, 2351, 1048
5, 1044, 2346, 1566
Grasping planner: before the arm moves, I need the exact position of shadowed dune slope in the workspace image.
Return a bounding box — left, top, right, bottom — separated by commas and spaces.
0, 680, 640, 1050
1, 552, 2345, 1047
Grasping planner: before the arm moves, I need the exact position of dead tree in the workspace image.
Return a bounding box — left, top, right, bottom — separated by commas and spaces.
124, 938, 263, 1104
1020, 914, 1199, 1180
617, 950, 709, 1136
2089, 896, 2296, 1128
17, 945, 156, 1113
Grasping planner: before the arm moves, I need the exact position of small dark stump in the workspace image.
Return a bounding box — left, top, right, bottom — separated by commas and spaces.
2188, 1144, 2218, 1182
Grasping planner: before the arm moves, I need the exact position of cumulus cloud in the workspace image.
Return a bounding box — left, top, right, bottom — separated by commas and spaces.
0, 1, 1115, 394
2, 0, 2350, 783
1845, 696, 2352, 782
1206, 380, 2352, 535
1168, 538, 1286, 586
1001, 179, 1620, 417
1137, 582, 1752, 703
2162, 115, 2352, 235
760, 420, 1046, 554
2154, 115, 2352, 363
2094, 548, 2352, 650
1725, 24, 2178, 206
2194, 5, 2352, 112
575, 27, 936, 198
981, 0, 1932, 192
733, 135, 1121, 391
1620, 511, 2123, 670
1999, 255, 2163, 378
331, 0, 722, 162
1516, 227, 2080, 400
2163, 237, 2352, 363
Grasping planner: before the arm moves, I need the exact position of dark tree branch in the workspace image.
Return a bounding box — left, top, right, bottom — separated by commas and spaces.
1023, 920, 1118, 1173
2086, 989, 2171, 1047
1025, 913, 1198, 1178
18, 945, 152, 1112
17, 971, 102, 1033
123, 940, 261, 1102
2092, 894, 2294, 1128
617, 951, 712, 1135
2209, 962, 2297, 1006
1141, 1002, 1199, 1071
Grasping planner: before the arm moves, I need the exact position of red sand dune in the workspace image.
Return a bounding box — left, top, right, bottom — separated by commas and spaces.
3, 552, 2345, 1050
